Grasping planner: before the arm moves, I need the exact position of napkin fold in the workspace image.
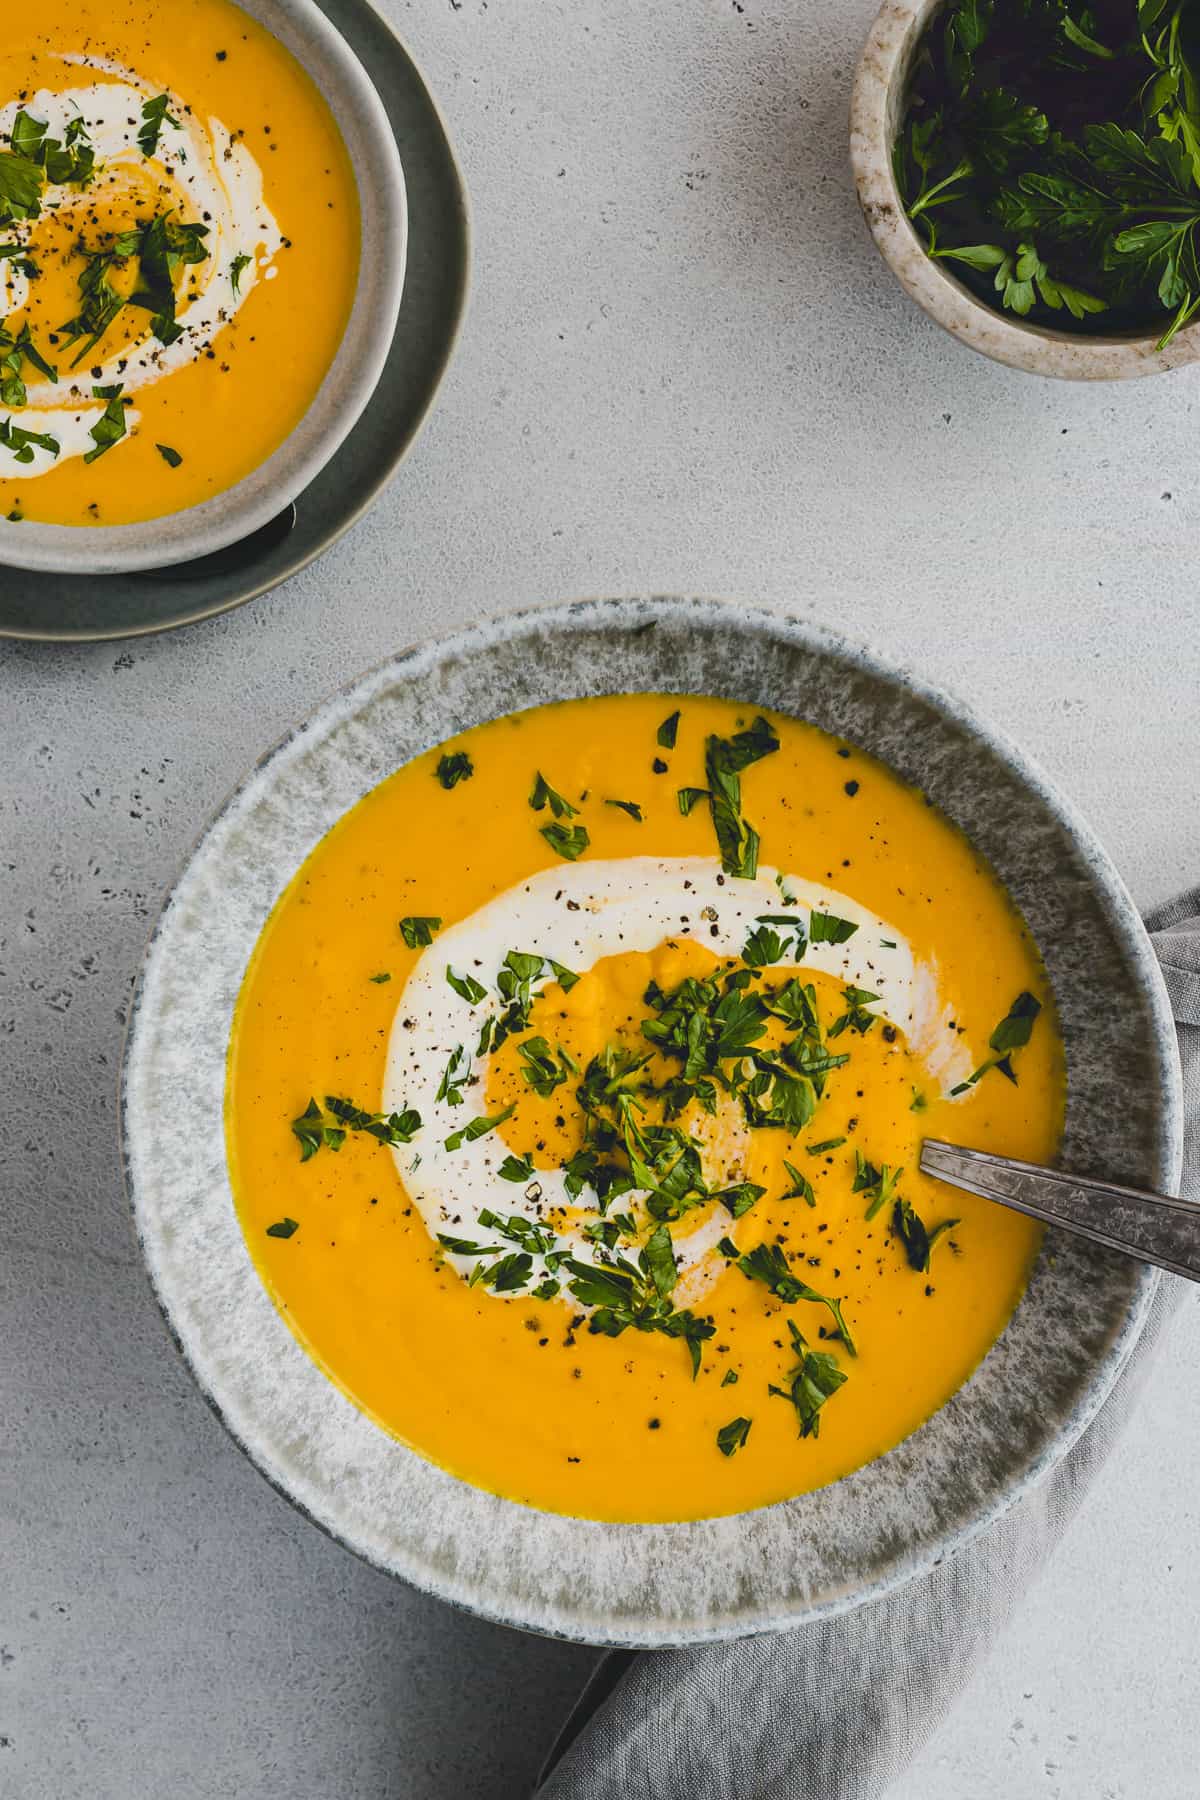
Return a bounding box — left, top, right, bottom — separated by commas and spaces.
537, 892, 1200, 1800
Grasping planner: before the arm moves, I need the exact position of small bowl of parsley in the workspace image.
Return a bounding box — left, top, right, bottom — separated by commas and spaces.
850, 0, 1200, 376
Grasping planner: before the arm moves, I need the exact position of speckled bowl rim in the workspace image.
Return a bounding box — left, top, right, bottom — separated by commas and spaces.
0, 0, 407, 575
849, 0, 1200, 378
120, 596, 1183, 1647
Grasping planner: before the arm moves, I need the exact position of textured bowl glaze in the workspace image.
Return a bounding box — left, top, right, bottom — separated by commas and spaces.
850, 0, 1200, 378
122, 598, 1182, 1647
0, 0, 407, 576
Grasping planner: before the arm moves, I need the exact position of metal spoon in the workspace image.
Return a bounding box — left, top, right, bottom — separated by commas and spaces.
920, 1139, 1199, 1283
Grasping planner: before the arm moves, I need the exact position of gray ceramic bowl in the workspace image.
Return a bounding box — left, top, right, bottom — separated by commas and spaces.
850, 0, 1200, 378
0, 0, 406, 576
121, 598, 1182, 1646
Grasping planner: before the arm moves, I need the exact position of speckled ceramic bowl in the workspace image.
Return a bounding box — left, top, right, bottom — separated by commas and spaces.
850, 0, 1200, 378
121, 597, 1182, 1646
0, 0, 406, 577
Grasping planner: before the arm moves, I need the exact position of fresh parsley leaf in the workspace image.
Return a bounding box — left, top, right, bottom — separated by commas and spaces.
952, 989, 1042, 1091
721, 1368, 739, 1386
446, 964, 488, 1004
444, 1101, 517, 1151
703, 716, 779, 879
806, 1136, 847, 1155
742, 924, 790, 967
605, 799, 644, 820
893, 1197, 960, 1271
540, 821, 590, 861
266, 1217, 299, 1239
656, 709, 681, 749
781, 1160, 816, 1206
138, 94, 181, 159
529, 770, 579, 818
291, 1095, 420, 1157
677, 786, 710, 816
155, 443, 183, 468
517, 1035, 575, 1097
498, 1151, 536, 1183
84, 387, 129, 464
229, 251, 252, 295
714, 1181, 766, 1218
736, 1241, 856, 1352
436, 751, 474, 788
809, 911, 859, 945
769, 1319, 848, 1438
399, 915, 441, 948
716, 1416, 752, 1456
436, 1043, 471, 1107
853, 1149, 905, 1221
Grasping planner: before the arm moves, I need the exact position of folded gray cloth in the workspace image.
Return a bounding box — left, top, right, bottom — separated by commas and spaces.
537, 893, 1200, 1800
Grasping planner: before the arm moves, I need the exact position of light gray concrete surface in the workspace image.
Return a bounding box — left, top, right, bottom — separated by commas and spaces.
3, 0, 1200, 1795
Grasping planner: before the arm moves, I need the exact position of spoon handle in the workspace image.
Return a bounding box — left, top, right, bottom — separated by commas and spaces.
919, 1139, 1200, 1284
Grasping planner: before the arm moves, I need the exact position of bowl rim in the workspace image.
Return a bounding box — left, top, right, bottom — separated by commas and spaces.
0, 0, 408, 574
119, 595, 1184, 1646
849, 0, 1200, 379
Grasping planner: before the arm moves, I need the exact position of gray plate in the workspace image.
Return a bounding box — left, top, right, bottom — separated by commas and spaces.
121, 598, 1183, 1647
0, 0, 469, 643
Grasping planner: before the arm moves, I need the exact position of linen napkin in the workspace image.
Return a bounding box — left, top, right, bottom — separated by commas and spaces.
537, 892, 1200, 1800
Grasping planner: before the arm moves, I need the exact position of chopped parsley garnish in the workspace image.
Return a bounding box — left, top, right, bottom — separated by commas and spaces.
498, 1151, 536, 1183
138, 94, 181, 159
529, 770, 579, 819
517, 1035, 576, 1096
446, 964, 488, 1004
8, 110, 93, 192
540, 820, 590, 861
828, 985, 882, 1037
436, 1043, 471, 1107
0, 416, 59, 464
769, 1319, 848, 1438
714, 1181, 767, 1219
291, 1095, 421, 1159
853, 1150, 904, 1221
735, 1240, 856, 1353
893, 1198, 960, 1272
0, 321, 57, 408
605, 799, 643, 821
952, 990, 1042, 1092
677, 786, 710, 816
155, 443, 183, 469
229, 252, 252, 295
716, 1416, 752, 1456
266, 1217, 299, 1239
60, 215, 209, 365
562, 1245, 715, 1377
807, 1135, 847, 1155
444, 1100, 517, 1151
741, 923, 791, 967
656, 710, 681, 749
547, 957, 580, 991
0, 150, 44, 226
436, 751, 474, 788
721, 1368, 740, 1386
702, 716, 780, 879
810, 911, 859, 946
84, 386, 129, 465
399, 914, 441, 948
781, 1159, 816, 1205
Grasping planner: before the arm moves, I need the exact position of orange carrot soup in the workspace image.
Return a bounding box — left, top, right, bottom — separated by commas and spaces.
226, 695, 1064, 1523
0, 0, 359, 526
